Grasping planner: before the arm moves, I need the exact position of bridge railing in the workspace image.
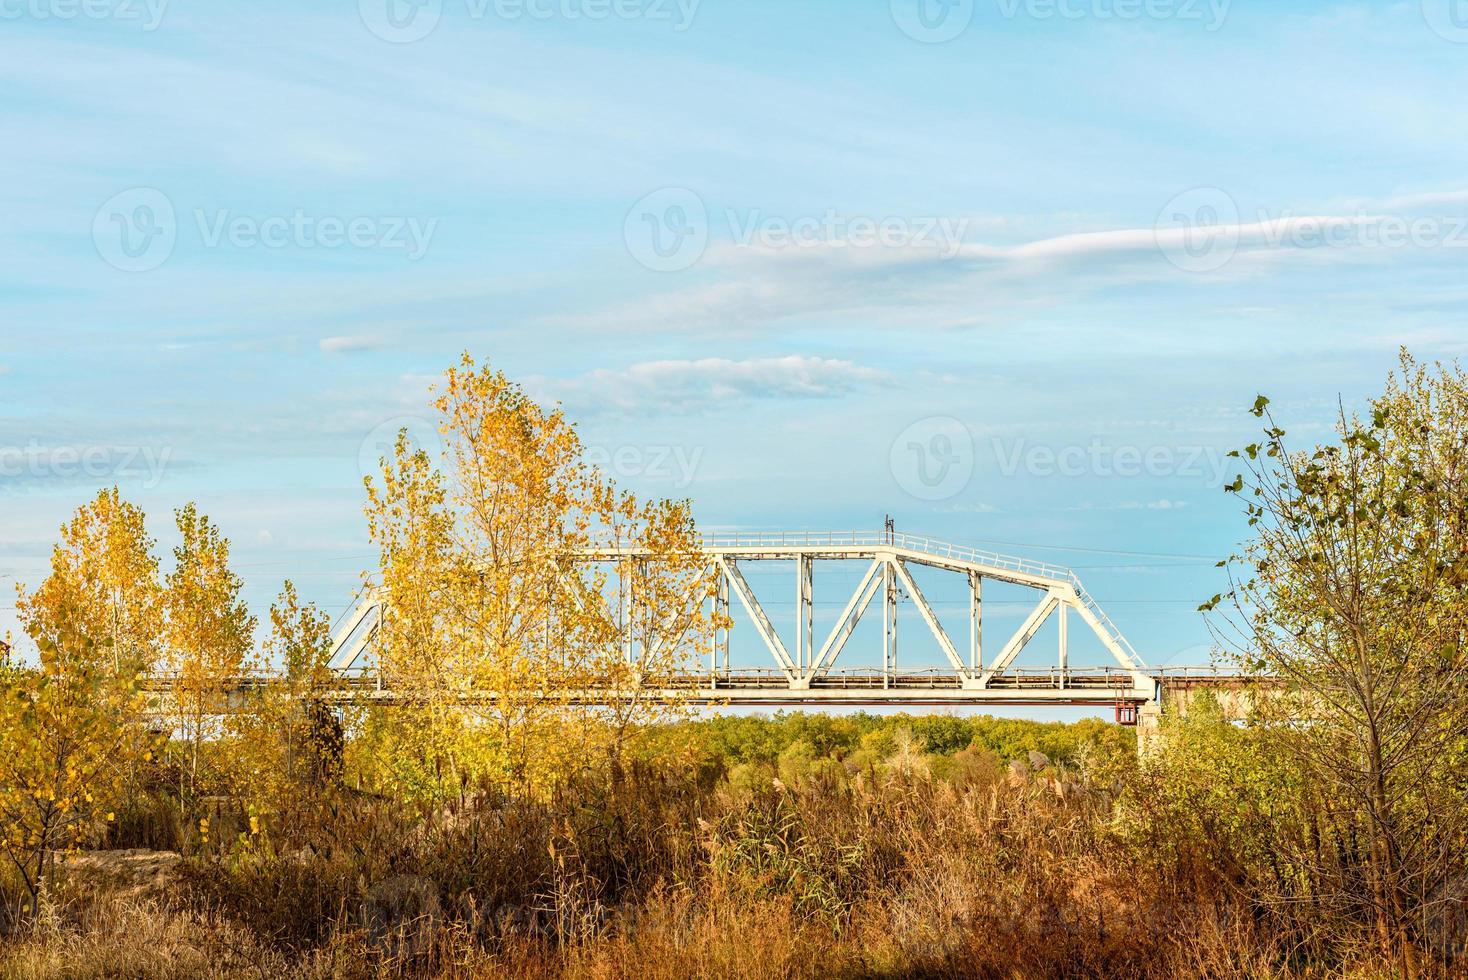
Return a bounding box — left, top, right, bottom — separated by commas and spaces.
689, 530, 1078, 581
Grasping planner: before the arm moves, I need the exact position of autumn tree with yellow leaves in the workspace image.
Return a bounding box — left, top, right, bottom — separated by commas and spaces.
0, 624, 141, 918
227, 580, 344, 821
361, 354, 721, 799
582, 486, 724, 770
160, 503, 256, 798
12, 489, 164, 820
15, 487, 163, 676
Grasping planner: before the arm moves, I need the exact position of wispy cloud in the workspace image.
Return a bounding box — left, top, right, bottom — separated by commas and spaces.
557, 205, 1448, 337
530, 356, 890, 415
320, 335, 382, 355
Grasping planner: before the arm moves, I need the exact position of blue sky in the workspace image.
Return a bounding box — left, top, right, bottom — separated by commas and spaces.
3, 0, 1467, 699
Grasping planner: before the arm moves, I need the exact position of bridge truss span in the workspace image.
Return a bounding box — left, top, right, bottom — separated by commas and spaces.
327, 530, 1160, 708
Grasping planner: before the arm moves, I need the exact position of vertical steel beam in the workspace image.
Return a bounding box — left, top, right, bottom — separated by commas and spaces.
796, 555, 813, 674
882, 558, 897, 689
891, 559, 964, 674
1058, 603, 1068, 688
716, 568, 729, 673
620, 557, 634, 665
707, 578, 716, 685
969, 571, 982, 673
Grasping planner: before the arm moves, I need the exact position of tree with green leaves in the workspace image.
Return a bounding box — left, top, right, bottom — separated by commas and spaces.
1205, 351, 1468, 972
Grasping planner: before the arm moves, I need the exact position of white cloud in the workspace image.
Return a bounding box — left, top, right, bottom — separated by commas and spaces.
557, 208, 1409, 337
320, 335, 381, 355
531, 356, 890, 415
1369, 188, 1468, 212
1068, 499, 1190, 512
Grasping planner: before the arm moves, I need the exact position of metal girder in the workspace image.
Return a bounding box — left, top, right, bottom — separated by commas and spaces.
810, 557, 884, 678
327, 589, 385, 672
979, 591, 1061, 688
891, 558, 967, 678
717, 555, 797, 680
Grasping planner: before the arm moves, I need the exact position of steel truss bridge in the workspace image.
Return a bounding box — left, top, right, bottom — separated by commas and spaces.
315, 531, 1199, 721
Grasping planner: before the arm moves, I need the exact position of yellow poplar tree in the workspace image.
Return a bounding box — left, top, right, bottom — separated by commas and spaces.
228, 580, 342, 821
581, 484, 724, 768
161, 503, 256, 798
15, 486, 163, 675
362, 354, 720, 799
0, 624, 141, 918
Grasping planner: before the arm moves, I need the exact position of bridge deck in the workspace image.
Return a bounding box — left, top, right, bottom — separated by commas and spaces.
139, 667, 1256, 708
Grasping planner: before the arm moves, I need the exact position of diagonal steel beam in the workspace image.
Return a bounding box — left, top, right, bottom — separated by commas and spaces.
891, 558, 967, 676
328, 589, 385, 671
718, 556, 797, 678
1068, 598, 1149, 680
979, 591, 1060, 687
809, 556, 884, 678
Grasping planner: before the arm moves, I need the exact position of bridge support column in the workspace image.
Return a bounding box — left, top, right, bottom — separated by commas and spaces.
1136, 700, 1163, 757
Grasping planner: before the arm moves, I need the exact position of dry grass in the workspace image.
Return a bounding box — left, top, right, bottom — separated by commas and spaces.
0, 751, 1450, 978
